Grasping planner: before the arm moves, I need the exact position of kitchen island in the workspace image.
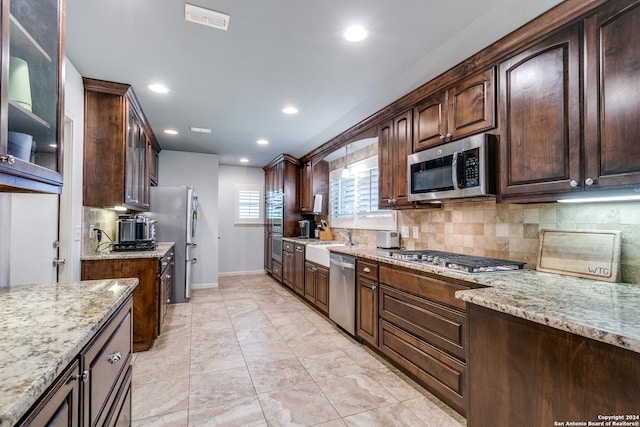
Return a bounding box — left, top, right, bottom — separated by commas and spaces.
0, 278, 138, 427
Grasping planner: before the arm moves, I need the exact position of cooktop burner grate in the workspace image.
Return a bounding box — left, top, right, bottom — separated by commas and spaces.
387, 249, 525, 273
111, 241, 157, 252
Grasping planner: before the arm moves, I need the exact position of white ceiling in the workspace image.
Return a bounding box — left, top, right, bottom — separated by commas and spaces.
65, 0, 562, 167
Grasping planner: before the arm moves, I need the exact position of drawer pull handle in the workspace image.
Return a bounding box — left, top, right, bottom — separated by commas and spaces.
363, 267, 371, 273
108, 351, 123, 364
372, 285, 376, 290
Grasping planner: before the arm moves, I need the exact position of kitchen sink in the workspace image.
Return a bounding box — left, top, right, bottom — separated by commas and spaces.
305, 243, 346, 267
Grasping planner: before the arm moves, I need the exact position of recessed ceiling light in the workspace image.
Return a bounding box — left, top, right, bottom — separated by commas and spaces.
282, 106, 299, 115
148, 83, 169, 93
240, 158, 249, 163
164, 129, 178, 135
190, 127, 212, 133
257, 139, 269, 145
343, 25, 368, 42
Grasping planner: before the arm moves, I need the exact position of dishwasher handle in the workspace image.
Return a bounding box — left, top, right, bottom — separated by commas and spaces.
330, 259, 355, 269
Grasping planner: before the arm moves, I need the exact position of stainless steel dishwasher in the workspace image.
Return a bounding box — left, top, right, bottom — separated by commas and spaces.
329, 252, 356, 335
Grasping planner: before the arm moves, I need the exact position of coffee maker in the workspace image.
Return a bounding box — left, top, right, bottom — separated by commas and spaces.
298, 219, 316, 238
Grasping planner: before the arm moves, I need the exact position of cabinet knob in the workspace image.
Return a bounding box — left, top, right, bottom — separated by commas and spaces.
108, 351, 123, 364
68, 370, 89, 384
363, 267, 371, 273
439, 134, 445, 140
585, 178, 594, 186
445, 133, 452, 139
372, 285, 377, 290
0, 155, 16, 165
569, 180, 579, 188
167, 298, 171, 303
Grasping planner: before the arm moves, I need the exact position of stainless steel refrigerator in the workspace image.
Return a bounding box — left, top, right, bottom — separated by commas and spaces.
149, 186, 199, 303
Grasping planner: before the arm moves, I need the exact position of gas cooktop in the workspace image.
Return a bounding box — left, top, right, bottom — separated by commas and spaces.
387, 249, 525, 273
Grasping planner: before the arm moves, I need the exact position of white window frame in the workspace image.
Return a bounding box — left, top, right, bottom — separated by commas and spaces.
234, 184, 264, 225
329, 155, 397, 231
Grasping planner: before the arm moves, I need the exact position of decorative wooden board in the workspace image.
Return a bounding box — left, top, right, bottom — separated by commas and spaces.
537, 229, 622, 282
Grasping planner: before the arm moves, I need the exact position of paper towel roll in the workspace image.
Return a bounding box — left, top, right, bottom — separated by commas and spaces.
312, 194, 323, 214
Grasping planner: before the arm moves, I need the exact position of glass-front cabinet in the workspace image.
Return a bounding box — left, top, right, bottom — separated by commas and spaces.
0, 0, 64, 193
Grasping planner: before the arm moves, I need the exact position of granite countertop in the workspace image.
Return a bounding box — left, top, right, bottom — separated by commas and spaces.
330, 245, 640, 354
0, 278, 139, 427
81, 241, 175, 261
282, 237, 345, 245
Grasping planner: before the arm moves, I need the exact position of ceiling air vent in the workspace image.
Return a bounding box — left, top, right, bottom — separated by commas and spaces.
185, 4, 230, 31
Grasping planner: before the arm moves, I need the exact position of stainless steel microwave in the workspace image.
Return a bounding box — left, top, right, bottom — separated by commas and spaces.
407, 134, 496, 202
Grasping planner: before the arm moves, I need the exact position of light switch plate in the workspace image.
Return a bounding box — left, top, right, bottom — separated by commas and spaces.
413, 226, 419, 238
74, 226, 81, 241
401, 226, 409, 238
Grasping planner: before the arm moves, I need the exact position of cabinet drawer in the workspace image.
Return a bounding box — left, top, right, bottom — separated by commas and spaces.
380, 285, 465, 359
159, 248, 174, 272
105, 365, 132, 427
379, 265, 469, 310
357, 260, 379, 280
379, 319, 465, 414
283, 241, 294, 252
272, 261, 283, 281
83, 298, 132, 427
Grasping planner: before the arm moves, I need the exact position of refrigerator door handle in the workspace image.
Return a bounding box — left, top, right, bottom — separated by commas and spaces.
188, 258, 198, 264
187, 243, 197, 248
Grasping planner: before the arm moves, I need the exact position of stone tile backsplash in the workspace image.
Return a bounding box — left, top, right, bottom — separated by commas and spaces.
350, 200, 640, 284
81, 207, 119, 255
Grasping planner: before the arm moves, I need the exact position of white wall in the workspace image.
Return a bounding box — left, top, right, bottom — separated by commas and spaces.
158, 150, 219, 286
218, 165, 265, 275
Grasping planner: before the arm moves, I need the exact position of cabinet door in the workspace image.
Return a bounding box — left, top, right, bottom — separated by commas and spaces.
377, 119, 394, 207
293, 245, 305, 295
584, 0, 640, 190
447, 68, 495, 141
315, 265, 329, 314
392, 110, 413, 207
300, 161, 313, 213
356, 276, 378, 346
413, 91, 447, 151
19, 360, 81, 427
499, 24, 581, 199
124, 108, 140, 207
304, 262, 316, 303
283, 250, 294, 289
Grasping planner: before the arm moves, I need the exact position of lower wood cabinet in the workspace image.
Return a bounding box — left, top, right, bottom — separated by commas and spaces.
282, 242, 295, 289
293, 244, 305, 295
356, 259, 379, 346
304, 260, 329, 314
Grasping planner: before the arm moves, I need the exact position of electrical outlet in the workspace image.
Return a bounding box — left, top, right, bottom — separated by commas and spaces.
401, 226, 409, 238
89, 224, 95, 239
413, 226, 419, 239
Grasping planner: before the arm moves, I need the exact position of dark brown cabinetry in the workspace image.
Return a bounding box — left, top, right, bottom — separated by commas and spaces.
377, 264, 470, 415
81, 247, 174, 352
355, 259, 379, 346
83, 78, 158, 211
413, 68, 495, 152
293, 243, 305, 295
304, 260, 329, 314
584, 0, 640, 191
299, 159, 329, 214
467, 304, 640, 427
499, 24, 581, 200
0, 0, 65, 193
158, 249, 174, 329
378, 110, 413, 208
282, 241, 295, 289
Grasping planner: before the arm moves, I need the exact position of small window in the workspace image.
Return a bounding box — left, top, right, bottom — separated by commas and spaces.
235, 184, 264, 224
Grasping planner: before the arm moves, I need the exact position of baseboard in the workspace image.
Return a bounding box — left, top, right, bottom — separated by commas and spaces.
218, 270, 267, 277
191, 282, 219, 289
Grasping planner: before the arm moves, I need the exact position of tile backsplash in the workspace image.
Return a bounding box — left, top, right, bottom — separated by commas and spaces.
349, 200, 640, 284
82, 207, 119, 255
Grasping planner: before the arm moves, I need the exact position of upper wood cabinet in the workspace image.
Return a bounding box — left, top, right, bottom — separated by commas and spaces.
83, 78, 157, 211
413, 68, 495, 152
498, 23, 581, 200
0, 0, 65, 193
584, 0, 640, 191
299, 159, 328, 214
378, 109, 413, 208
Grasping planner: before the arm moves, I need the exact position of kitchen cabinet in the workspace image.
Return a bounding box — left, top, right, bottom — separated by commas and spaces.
149, 137, 160, 186
282, 241, 295, 289
413, 68, 495, 152
498, 24, 581, 200
355, 259, 379, 346
83, 78, 158, 211
264, 229, 273, 273
377, 264, 470, 415
18, 296, 133, 427
0, 0, 65, 193
81, 246, 174, 352
466, 304, 640, 426
583, 0, 640, 191
299, 159, 329, 214
293, 243, 305, 295
304, 260, 329, 314
378, 109, 413, 208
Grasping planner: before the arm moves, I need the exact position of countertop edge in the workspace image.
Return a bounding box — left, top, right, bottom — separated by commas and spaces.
80, 241, 175, 260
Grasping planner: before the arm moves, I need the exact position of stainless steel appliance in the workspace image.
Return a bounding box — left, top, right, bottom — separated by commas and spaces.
117, 214, 155, 243
329, 253, 356, 335
408, 133, 496, 202
148, 186, 199, 303
376, 231, 400, 249
117, 217, 136, 243
387, 249, 525, 273
272, 233, 283, 263
298, 220, 315, 238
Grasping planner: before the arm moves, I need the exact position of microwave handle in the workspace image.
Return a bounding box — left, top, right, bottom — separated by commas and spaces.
452, 151, 460, 190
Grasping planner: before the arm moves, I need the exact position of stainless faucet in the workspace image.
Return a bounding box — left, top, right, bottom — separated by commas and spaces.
335, 229, 354, 247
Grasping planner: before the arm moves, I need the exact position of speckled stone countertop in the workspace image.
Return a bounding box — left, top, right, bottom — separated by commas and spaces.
80, 241, 174, 260
330, 245, 640, 354
0, 278, 138, 427
283, 237, 344, 245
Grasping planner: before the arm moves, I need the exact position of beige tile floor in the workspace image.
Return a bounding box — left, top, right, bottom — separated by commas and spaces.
131, 273, 467, 427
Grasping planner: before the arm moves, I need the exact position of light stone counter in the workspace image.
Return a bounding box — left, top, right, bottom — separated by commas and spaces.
330, 245, 640, 354
81, 241, 174, 261
0, 278, 138, 427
